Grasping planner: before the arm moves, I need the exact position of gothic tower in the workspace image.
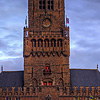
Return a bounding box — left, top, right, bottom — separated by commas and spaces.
23, 0, 70, 98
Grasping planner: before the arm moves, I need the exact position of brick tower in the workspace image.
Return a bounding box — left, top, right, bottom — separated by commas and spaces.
23, 0, 70, 99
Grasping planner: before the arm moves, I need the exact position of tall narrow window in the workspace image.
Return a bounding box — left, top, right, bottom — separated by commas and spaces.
38, 39, 43, 47
44, 39, 49, 47
39, 0, 46, 10
58, 0, 60, 9
48, 0, 54, 10
57, 39, 62, 47
6, 97, 8, 100
32, 39, 36, 47
51, 39, 56, 47
43, 0, 46, 9
39, 0, 42, 9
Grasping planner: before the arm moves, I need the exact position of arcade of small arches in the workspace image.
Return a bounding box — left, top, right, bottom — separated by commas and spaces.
31, 39, 63, 48
29, 78, 64, 87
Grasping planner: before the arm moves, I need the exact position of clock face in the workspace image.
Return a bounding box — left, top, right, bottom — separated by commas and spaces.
42, 18, 51, 27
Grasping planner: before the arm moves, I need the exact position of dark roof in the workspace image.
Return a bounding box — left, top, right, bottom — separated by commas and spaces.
70, 69, 100, 90
0, 69, 100, 90
0, 71, 24, 90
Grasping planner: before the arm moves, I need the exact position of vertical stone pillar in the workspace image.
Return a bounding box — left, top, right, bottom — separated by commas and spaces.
18, 87, 21, 96
59, 87, 63, 96
91, 86, 95, 96
29, 87, 33, 96
35, 87, 38, 96
12, 87, 15, 95
23, 87, 27, 96
73, 86, 78, 96
86, 86, 89, 96
97, 86, 100, 96
0, 87, 2, 96
6, 87, 9, 96
66, 87, 70, 96
80, 86, 84, 96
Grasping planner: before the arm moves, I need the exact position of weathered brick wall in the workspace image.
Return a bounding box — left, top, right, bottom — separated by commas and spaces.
0, 86, 100, 100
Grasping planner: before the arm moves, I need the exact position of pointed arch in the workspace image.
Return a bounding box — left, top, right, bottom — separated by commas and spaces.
44, 39, 49, 47
58, 78, 64, 87
32, 78, 38, 87
51, 39, 56, 47
46, 94, 51, 100
38, 39, 43, 47
57, 39, 62, 47
31, 39, 36, 47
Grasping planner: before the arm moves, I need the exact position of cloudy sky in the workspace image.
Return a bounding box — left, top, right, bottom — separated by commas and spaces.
0, 0, 100, 72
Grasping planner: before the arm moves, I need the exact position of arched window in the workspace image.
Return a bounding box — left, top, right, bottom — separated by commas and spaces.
38, 39, 43, 47
39, 0, 46, 10
48, 0, 54, 10
31, 39, 36, 47
51, 39, 56, 47
44, 39, 49, 47
57, 39, 62, 47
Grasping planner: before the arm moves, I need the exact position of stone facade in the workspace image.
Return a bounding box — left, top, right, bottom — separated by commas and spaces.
24, 0, 70, 88
0, 86, 100, 100
0, 0, 100, 100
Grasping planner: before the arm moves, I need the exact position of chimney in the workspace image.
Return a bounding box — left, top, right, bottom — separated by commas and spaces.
1, 65, 3, 72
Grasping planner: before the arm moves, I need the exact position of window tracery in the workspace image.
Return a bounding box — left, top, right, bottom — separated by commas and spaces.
48, 0, 54, 10
39, 0, 46, 10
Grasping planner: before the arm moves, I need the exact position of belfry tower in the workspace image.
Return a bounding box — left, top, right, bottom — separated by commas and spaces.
23, 0, 70, 98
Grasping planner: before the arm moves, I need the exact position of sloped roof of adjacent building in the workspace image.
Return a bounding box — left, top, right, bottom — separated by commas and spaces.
0, 71, 24, 90
70, 69, 100, 90
0, 69, 100, 90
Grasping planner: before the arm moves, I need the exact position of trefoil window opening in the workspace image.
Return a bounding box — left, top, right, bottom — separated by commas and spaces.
48, 0, 54, 10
